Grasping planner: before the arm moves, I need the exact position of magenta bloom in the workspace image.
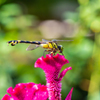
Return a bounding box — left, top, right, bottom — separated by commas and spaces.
2, 83, 48, 100
2, 54, 73, 100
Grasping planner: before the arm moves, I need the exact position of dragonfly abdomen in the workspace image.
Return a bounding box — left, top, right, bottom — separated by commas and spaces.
8, 40, 41, 46
19, 40, 41, 44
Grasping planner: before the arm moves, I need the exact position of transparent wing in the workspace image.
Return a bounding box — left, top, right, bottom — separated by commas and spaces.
42, 39, 50, 42
51, 39, 73, 44
52, 39, 73, 42
42, 39, 73, 42
42, 39, 51, 44
26, 44, 40, 51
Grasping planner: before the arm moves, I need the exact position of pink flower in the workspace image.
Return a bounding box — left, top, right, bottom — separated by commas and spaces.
2, 83, 48, 100
35, 54, 73, 100
2, 54, 73, 100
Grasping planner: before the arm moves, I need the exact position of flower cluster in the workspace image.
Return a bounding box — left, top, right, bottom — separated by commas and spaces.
2, 54, 73, 100
2, 83, 48, 100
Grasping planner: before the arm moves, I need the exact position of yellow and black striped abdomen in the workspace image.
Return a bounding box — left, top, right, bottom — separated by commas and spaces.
7, 40, 41, 46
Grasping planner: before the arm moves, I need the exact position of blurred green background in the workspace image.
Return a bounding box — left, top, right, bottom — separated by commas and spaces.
0, 0, 100, 100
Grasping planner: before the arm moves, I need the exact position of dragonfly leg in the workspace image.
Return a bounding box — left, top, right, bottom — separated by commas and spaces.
43, 50, 53, 56
43, 50, 50, 56
53, 52, 55, 55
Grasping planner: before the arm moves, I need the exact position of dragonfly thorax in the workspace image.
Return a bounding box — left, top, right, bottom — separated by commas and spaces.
41, 42, 58, 49
40, 44, 49, 48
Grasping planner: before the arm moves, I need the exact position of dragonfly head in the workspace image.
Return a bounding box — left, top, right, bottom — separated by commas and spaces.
58, 45, 63, 53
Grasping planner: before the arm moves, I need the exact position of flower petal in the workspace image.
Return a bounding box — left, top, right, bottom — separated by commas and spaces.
65, 87, 73, 100
59, 67, 72, 81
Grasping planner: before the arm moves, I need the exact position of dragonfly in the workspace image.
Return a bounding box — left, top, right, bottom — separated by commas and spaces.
7, 39, 73, 56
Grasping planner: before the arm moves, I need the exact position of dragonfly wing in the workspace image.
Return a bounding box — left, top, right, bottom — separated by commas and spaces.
42, 39, 51, 44
26, 44, 40, 51
51, 39, 73, 44
52, 39, 73, 42
42, 39, 51, 42
42, 39, 49, 42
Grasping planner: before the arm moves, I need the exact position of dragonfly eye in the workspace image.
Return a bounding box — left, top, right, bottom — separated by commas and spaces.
58, 45, 63, 52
